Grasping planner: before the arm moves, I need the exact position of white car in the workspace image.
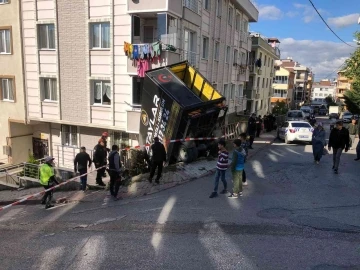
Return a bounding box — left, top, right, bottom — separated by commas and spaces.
277, 121, 314, 144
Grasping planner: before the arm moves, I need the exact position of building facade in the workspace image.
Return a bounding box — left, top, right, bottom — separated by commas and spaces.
0, 0, 33, 165
18, 0, 258, 167
245, 34, 280, 116
311, 80, 336, 104
336, 70, 352, 104
271, 66, 295, 108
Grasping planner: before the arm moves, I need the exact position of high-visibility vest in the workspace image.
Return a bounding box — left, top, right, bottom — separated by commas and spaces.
39, 164, 54, 186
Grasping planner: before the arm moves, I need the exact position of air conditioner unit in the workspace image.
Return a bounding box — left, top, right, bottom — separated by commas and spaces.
3, 145, 11, 156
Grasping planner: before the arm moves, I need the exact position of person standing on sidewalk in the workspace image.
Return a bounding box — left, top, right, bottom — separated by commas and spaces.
108, 145, 123, 201
74, 147, 92, 192
348, 118, 358, 150
209, 140, 228, 198
312, 123, 326, 164
247, 113, 257, 149
148, 137, 167, 184
93, 140, 107, 186
228, 139, 246, 198
98, 132, 110, 177
39, 156, 59, 209
239, 133, 249, 186
328, 121, 350, 174
256, 115, 263, 138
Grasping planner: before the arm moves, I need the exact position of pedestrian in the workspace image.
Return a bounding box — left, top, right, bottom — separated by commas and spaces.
312, 122, 326, 164
239, 133, 249, 186
39, 156, 59, 209
348, 118, 358, 150
98, 132, 110, 177
209, 140, 229, 198
256, 115, 263, 138
247, 113, 257, 149
148, 137, 167, 184
328, 121, 350, 174
93, 140, 107, 186
74, 147, 92, 192
263, 115, 269, 132
108, 145, 123, 201
228, 139, 246, 198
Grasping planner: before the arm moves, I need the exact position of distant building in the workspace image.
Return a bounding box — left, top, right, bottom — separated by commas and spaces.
272, 66, 295, 108
336, 70, 352, 104
311, 80, 336, 104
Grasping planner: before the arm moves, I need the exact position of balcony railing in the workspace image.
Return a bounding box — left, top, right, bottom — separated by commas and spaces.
183, 0, 200, 14
181, 51, 198, 66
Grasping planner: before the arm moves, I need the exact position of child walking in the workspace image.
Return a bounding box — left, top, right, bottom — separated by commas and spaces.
239, 133, 249, 186
229, 139, 246, 198
209, 140, 229, 198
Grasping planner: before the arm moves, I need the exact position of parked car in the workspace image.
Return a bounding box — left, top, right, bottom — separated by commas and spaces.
300, 106, 314, 118
286, 110, 307, 121
329, 113, 339, 120
277, 121, 314, 144
342, 111, 354, 123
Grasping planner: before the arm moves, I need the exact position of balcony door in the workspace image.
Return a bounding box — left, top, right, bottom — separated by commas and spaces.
184, 29, 196, 65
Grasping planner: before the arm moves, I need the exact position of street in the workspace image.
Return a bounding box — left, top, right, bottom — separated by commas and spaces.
1, 118, 360, 270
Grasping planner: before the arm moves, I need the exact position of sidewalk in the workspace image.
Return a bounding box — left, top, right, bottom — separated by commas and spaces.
0, 130, 277, 205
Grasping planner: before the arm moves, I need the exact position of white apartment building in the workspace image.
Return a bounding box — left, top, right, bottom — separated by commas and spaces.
18, 0, 258, 168
311, 80, 336, 104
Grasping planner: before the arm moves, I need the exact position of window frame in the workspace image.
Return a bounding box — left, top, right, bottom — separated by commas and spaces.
233, 49, 238, 64
216, 0, 222, 17
235, 13, 241, 31
225, 46, 230, 63
228, 6, 233, 26
41, 78, 57, 102
0, 26, 12, 54
203, 0, 210, 10
92, 80, 111, 106
230, 84, 235, 99
90, 22, 110, 50
202, 36, 209, 60
0, 77, 15, 102
61, 125, 78, 147
0, 0, 9, 4
214, 41, 219, 61
38, 24, 55, 50
223, 84, 229, 100
132, 76, 144, 106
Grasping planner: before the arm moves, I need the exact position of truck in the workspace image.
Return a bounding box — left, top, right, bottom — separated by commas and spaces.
138, 61, 228, 164
329, 106, 340, 115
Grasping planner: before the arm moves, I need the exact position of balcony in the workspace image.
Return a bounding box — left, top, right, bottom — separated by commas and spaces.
127, 0, 182, 16
183, 0, 201, 26
251, 36, 280, 58
338, 76, 348, 81
233, 0, 259, 22
180, 50, 198, 67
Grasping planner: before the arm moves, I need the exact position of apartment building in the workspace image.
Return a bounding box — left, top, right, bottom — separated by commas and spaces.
311, 79, 336, 104
0, 0, 33, 165
245, 33, 280, 116
306, 71, 314, 100
271, 66, 295, 109
19, 0, 258, 167
336, 70, 352, 104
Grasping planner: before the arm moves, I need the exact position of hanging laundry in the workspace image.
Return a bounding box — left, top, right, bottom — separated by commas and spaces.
129, 44, 134, 60
137, 59, 150, 78
124, 42, 130, 56
143, 44, 150, 59
149, 44, 154, 59
139, 45, 145, 59
133, 45, 139, 60
152, 41, 161, 60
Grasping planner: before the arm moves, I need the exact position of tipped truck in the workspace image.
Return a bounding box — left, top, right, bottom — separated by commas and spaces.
138, 61, 227, 164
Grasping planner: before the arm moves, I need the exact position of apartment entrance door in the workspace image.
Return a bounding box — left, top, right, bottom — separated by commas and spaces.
32, 138, 49, 160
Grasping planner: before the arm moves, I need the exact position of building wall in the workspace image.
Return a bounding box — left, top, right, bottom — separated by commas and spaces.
0, 0, 28, 164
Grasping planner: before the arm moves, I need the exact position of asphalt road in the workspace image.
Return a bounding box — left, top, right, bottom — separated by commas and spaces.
1, 117, 360, 270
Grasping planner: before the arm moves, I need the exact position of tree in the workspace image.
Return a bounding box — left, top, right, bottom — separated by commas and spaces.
272, 100, 288, 115
324, 95, 337, 106
343, 31, 360, 114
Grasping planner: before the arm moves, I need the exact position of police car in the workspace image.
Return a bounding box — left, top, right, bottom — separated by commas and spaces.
277, 121, 314, 144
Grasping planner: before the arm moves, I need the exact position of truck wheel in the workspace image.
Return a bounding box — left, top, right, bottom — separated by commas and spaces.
178, 145, 189, 162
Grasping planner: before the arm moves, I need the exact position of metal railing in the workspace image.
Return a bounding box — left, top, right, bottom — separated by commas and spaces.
55, 145, 94, 169
182, 51, 197, 66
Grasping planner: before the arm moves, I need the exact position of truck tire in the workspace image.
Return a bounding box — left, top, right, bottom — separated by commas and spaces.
178, 145, 188, 162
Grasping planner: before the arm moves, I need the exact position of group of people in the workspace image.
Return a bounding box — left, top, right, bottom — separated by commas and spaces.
246, 113, 277, 149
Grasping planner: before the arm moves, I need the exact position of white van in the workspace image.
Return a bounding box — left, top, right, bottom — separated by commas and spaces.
286, 110, 307, 121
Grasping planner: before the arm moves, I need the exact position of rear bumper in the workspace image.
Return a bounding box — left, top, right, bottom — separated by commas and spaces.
287, 134, 312, 142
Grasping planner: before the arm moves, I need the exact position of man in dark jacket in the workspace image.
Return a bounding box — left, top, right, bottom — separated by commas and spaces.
348, 118, 358, 149
247, 113, 257, 149
108, 145, 122, 201
256, 115, 263, 138
74, 147, 92, 191
328, 121, 350, 174
93, 140, 107, 186
149, 137, 167, 184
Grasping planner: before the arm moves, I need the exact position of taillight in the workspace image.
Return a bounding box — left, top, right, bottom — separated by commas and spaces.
289, 129, 296, 133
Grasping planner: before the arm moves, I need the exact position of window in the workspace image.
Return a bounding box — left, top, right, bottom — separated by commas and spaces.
61, 125, 78, 147
238, 84, 244, 97
273, 76, 288, 84
184, 29, 196, 65
256, 77, 260, 88
0, 0, 9, 3
262, 78, 265, 88
0, 28, 11, 53
42, 78, 57, 101
184, 0, 199, 13
133, 16, 140, 37
273, 89, 287, 97
319, 93, 323, 97
92, 80, 111, 105
216, 0, 222, 17
214, 41, 219, 61
228, 7, 233, 25
264, 55, 267, 67
230, 84, 235, 99
233, 49, 238, 64
202, 36, 209, 59
223, 84, 229, 100
0, 78, 14, 101
111, 132, 130, 148
132, 76, 143, 105
38, 24, 55, 49
235, 13, 241, 31
90, 23, 110, 49
259, 52, 263, 63
225, 46, 230, 63
266, 78, 269, 88
241, 52, 246, 65
203, 0, 210, 10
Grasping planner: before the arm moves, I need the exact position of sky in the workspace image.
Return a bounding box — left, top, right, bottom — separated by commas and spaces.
251, 0, 359, 80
